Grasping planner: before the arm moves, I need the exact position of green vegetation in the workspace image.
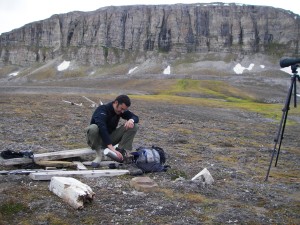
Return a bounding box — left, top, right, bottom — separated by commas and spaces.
0, 200, 28, 218
63, 69, 85, 78
167, 168, 188, 180
160, 79, 254, 100
131, 78, 298, 123
0, 65, 20, 78
30, 68, 57, 80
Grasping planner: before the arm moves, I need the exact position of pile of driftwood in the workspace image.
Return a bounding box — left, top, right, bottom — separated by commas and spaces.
0, 147, 130, 209
0, 147, 129, 181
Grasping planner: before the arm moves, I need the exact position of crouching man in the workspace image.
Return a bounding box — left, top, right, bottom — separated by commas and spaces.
85, 95, 139, 168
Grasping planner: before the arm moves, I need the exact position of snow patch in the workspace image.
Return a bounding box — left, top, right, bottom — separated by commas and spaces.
233, 63, 254, 74
280, 67, 293, 75
8, 71, 19, 77
128, 66, 138, 74
260, 65, 265, 68
163, 65, 171, 75
57, 61, 70, 71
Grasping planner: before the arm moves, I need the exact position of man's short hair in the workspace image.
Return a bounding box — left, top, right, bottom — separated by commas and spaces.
115, 95, 131, 107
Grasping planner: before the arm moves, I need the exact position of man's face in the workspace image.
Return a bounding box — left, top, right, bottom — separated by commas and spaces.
113, 102, 128, 115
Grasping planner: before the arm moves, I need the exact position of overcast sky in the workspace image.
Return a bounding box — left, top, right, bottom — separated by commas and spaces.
0, 0, 299, 35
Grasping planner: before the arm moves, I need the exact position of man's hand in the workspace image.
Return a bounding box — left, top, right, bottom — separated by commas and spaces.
124, 119, 134, 130
113, 148, 123, 161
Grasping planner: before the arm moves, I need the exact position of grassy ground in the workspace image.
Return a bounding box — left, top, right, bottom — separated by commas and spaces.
0, 73, 299, 224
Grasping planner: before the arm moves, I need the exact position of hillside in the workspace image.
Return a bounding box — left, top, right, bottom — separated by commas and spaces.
0, 3, 299, 80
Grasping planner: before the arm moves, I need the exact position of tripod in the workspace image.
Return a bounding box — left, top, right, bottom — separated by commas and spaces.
265, 64, 299, 181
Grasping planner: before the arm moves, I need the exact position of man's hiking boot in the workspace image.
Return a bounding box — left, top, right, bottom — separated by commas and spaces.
91, 149, 103, 168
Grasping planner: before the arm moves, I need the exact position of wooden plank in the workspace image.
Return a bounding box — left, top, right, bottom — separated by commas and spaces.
0, 148, 95, 166
33, 148, 94, 162
29, 169, 130, 181
0, 169, 65, 175
0, 157, 33, 166
73, 161, 88, 170
82, 161, 120, 167
35, 160, 77, 168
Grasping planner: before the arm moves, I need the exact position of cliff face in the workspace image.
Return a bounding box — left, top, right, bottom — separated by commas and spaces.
0, 3, 299, 66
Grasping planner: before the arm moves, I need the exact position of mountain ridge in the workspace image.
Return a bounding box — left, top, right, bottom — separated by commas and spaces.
0, 3, 299, 77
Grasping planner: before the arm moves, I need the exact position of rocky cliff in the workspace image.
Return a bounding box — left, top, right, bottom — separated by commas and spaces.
0, 3, 299, 67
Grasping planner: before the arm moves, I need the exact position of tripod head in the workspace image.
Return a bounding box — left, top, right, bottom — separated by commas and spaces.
291, 64, 299, 74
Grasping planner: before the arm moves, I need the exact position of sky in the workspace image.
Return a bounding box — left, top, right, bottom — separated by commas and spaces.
0, 0, 299, 35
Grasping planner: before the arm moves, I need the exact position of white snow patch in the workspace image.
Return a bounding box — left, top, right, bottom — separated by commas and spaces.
260, 65, 265, 69
233, 63, 254, 74
57, 61, 70, 71
8, 71, 19, 77
163, 65, 171, 75
128, 66, 138, 74
280, 66, 293, 75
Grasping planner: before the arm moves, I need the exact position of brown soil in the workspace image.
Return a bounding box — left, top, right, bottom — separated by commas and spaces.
0, 72, 299, 224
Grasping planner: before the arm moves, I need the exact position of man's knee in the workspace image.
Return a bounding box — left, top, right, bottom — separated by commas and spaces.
86, 124, 99, 136
85, 124, 101, 149
132, 123, 139, 132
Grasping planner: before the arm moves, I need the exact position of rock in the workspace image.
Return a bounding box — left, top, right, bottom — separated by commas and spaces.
191, 168, 214, 186
130, 176, 158, 192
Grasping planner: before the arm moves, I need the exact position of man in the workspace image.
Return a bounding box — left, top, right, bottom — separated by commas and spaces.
86, 95, 139, 168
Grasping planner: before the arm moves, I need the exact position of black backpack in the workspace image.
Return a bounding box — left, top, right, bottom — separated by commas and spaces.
131, 146, 169, 173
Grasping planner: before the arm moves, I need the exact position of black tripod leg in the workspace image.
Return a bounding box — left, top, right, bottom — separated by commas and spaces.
276, 76, 297, 166
274, 106, 289, 167
265, 77, 295, 181
265, 110, 287, 181
294, 78, 297, 107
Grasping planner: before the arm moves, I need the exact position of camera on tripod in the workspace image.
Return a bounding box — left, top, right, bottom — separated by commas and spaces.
280, 57, 300, 68
265, 57, 300, 181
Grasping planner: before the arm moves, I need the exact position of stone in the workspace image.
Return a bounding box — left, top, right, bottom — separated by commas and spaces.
191, 168, 214, 185
130, 176, 158, 192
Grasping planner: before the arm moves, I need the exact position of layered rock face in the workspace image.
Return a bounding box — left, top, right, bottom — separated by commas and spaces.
0, 3, 299, 66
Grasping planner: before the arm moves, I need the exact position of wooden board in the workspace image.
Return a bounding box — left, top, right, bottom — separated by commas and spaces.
0, 169, 65, 175
0, 157, 33, 166
82, 161, 120, 167
49, 177, 94, 209
33, 148, 94, 162
0, 148, 95, 166
29, 169, 130, 181
72, 161, 88, 170
35, 160, 77, 168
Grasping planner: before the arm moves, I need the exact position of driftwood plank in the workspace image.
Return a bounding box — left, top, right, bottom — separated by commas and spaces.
82, 161, 119, 167
72, 161, 88, 170
29, 169, 130, 181
35, 160, 77, 168
0, 157, 33, 166
0, 169, 65, 175
0, 148, 95, 166
49, 177, 95, 209
33, 148, 94, 162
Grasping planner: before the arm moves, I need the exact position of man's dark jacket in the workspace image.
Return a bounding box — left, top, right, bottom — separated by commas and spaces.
90, 102, 139, 146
